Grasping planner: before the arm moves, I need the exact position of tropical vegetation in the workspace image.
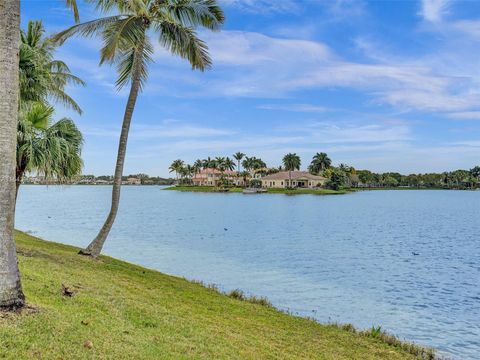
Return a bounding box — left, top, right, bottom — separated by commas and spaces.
16, 103, 83, 198
282, 153, 301, 188
54, 0, 225, 257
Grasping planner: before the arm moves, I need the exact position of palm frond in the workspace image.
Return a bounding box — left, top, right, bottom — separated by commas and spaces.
52, 15, 125, 45
48, 88, 83, 115
155, 20, 211, 70
66, 0, 80, 22
115, 36, 153, 90
23, 102, 55, 129
160, 0, 225, 31
99, 16, 144, 64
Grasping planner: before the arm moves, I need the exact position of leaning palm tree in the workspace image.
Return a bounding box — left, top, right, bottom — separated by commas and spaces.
16, 103, 83, 199
0, 0, 79, 310
54, 0, 225, 257
233, 152, 244, 173
282, 153, 301, 189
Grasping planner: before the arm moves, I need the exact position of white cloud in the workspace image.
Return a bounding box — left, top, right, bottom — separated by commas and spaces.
82, 122, 236, 139
447, 111, 480, 120
220, 0, 300, 14
257, 103, 330, 113
419, 0, 451, 22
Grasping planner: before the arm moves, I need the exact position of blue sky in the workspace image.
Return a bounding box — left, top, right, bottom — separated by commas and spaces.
22, 0, 480, 176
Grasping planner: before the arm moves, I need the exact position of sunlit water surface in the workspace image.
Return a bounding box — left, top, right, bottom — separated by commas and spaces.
16, 186, 480, 359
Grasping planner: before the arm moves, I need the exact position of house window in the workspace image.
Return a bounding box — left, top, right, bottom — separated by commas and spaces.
281, 181, 283, 185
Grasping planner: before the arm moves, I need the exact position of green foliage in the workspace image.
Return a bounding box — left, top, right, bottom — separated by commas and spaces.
326, 168, 347, 190
370, 325, 382, 338
282, 153, 301, 172
53, 0, 225, 91
20, 20, 85, 113
17, 103, 83, 184
308, 152, 331, 174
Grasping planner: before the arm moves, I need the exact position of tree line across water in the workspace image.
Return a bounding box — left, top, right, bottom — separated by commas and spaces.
169, 153, 480, 191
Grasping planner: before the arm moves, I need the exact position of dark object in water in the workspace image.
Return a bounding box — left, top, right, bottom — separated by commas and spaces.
412, 252, 420, 256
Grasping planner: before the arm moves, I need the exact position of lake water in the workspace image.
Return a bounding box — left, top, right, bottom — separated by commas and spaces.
15, 186, 480, 359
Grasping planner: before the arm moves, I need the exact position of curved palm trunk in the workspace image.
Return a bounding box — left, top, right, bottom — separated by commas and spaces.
80, 41, 144, 258
0, 0, 25, 308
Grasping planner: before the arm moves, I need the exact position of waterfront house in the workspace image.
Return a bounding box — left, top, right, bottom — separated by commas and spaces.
192, 168, 244, 186
261, 171, 327, 188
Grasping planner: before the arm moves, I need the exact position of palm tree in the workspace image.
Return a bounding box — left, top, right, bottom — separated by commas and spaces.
193, 159, 203, 174
169, 159, 184, 181
16, 103, 83, 199
0, 0, 25, 309
215, 156, 226, 172
0, 0, 79, 310
224, 157, 236, 171
202, 157, 215, 169
20, 21, 85, 113
233, 152, 244, 173
55, 0, 225, 257
282, 153, 301, 188
308, 152, 331, 174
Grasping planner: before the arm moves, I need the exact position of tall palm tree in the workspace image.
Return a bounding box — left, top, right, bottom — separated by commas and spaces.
55, 0, 224, 257
282, 153, 301, 189
308, 152, 331, 174
233, 152, 244, 173
0, 0, 79, 310
16, 103, 83, 199
169, 159, 184, 181
0, 0, 25, 309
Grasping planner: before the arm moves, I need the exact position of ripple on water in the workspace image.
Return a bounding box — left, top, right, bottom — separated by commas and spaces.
15, 187, 480, 360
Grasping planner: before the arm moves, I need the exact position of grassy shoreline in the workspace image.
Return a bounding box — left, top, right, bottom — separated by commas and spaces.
0, 231, 437, 359
164, 185, 347, 195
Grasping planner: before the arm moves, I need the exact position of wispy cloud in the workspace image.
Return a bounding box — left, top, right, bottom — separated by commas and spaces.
257, 103, 330, 113
220, 0, 301, 14
447, 111, 480, 120
419, 0, 451, 22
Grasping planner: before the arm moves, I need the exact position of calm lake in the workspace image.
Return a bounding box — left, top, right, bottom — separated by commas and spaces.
16, 186, 480, 359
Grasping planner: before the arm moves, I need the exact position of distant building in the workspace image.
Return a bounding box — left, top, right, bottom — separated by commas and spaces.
261, 171, 327, 189
192, 168, 243, 186
125, 177, 141, 185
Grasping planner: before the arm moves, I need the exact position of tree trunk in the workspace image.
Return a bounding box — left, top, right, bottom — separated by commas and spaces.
0, 0, 25, 308
15, 167, 24, 202
79, 39, 144, 258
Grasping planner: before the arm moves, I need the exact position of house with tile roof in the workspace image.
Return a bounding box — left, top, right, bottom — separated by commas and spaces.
192, 168, 243, 186
261, 171, 327, 189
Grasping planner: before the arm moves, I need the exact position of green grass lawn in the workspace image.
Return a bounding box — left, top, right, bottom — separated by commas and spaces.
0, 231, 435, 359
164, 185, 346, 195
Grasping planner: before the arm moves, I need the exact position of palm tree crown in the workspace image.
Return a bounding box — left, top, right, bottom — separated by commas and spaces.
233, 151, 245, 172
308, 152, 331, 174
17, 102, 83, 197
20, 21, 85, 113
